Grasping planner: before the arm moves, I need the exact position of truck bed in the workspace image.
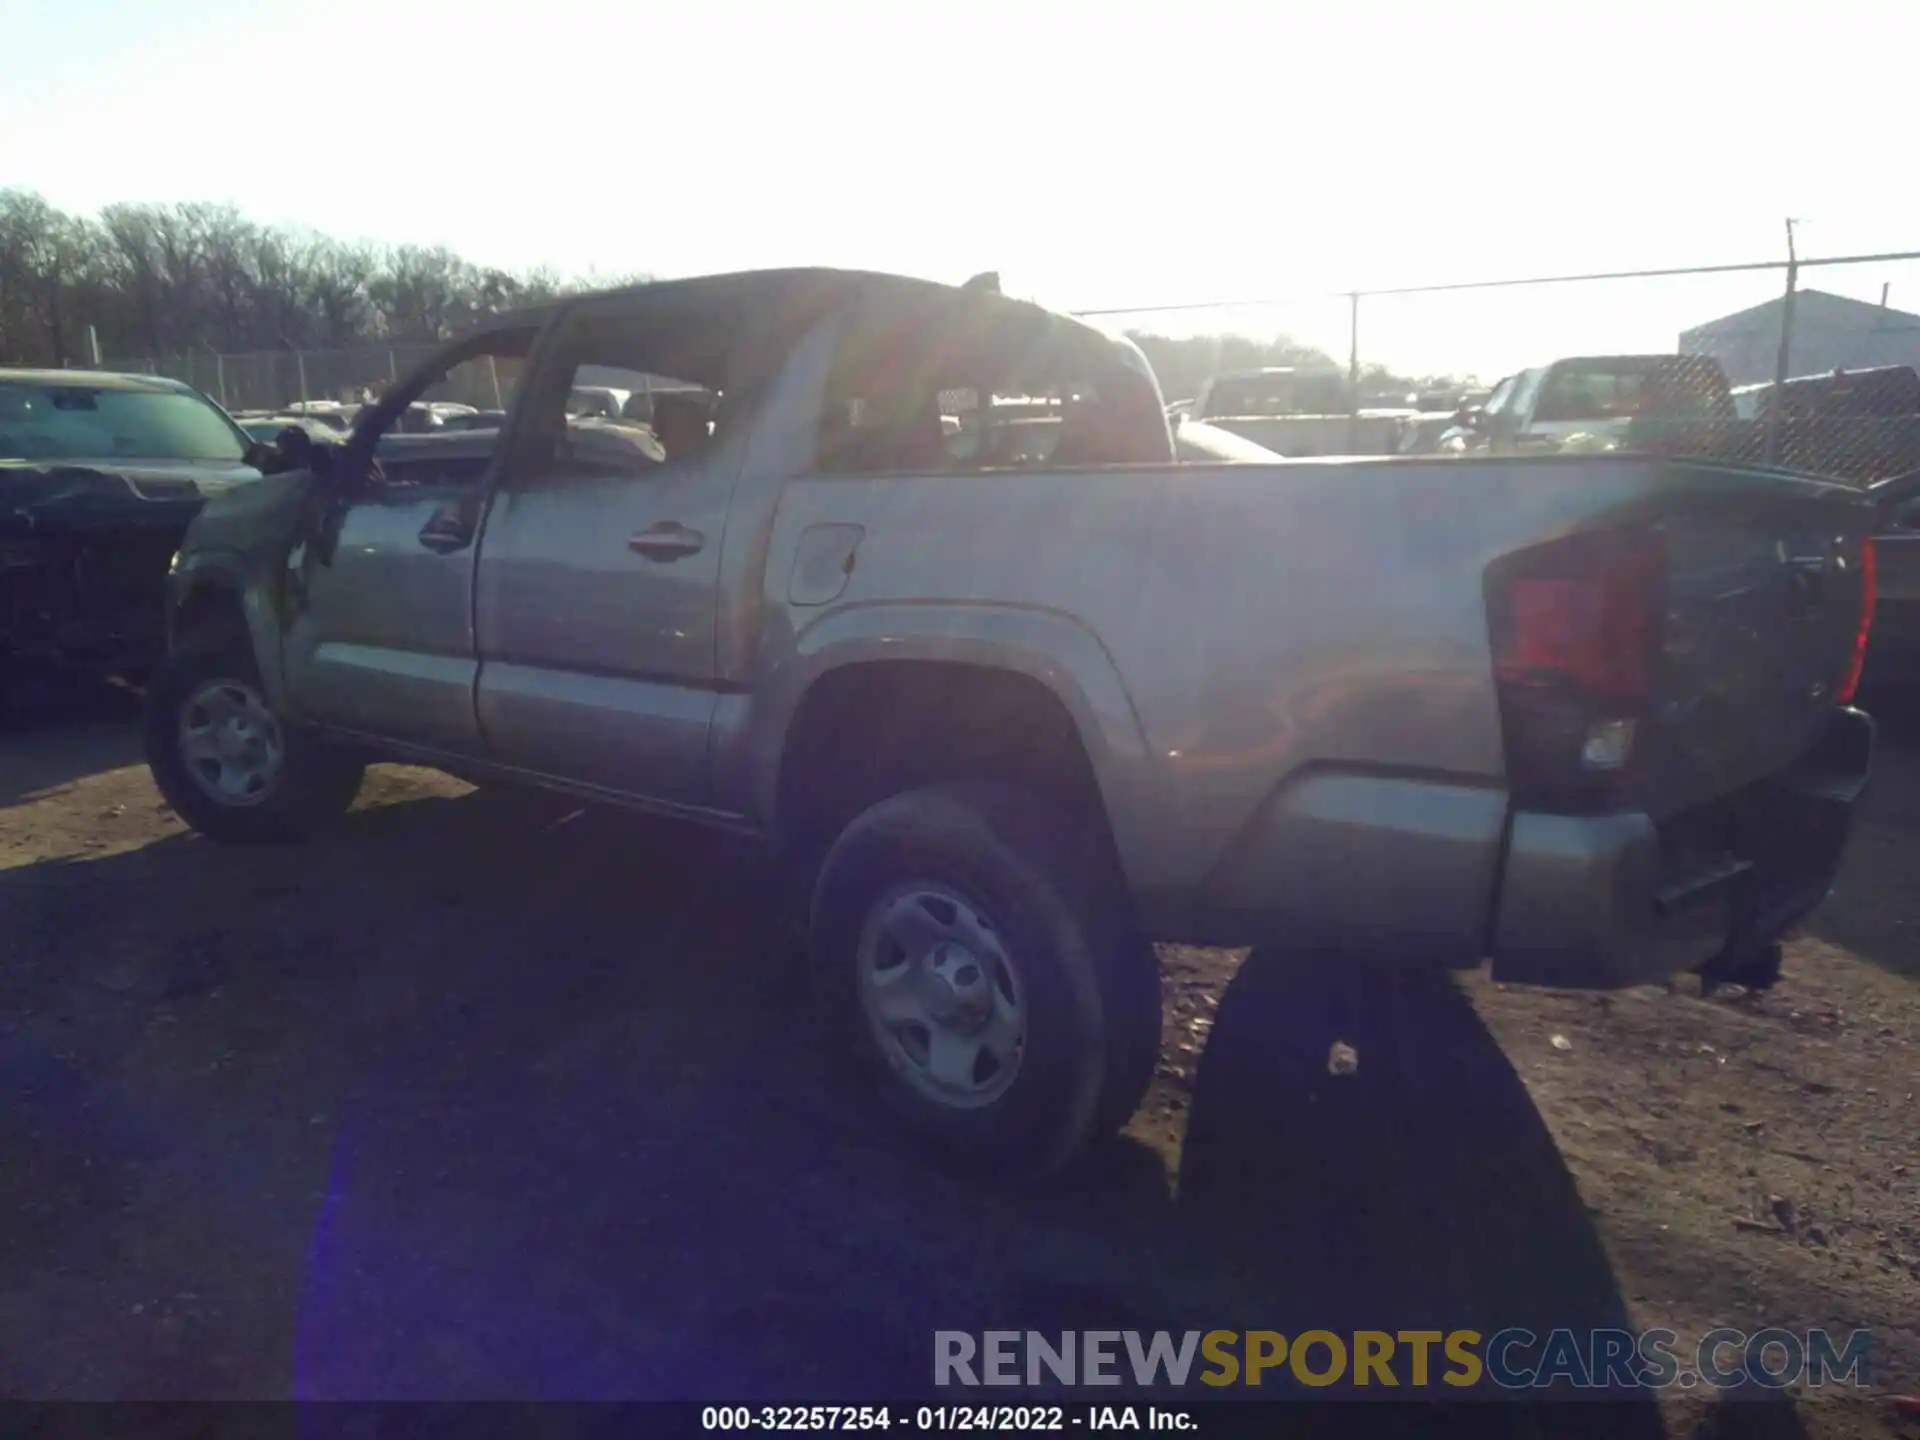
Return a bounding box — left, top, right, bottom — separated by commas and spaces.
772, 453, 1876, 917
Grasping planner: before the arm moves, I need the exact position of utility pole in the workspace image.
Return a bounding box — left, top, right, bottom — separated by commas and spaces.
1762, 218, 1800, 468
1347, 292, 1361, 454
201, 341, 227, 407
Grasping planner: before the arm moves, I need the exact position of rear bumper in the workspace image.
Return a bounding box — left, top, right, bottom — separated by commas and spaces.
1488, 707, 1872, 987
1156, 708, 1871, 988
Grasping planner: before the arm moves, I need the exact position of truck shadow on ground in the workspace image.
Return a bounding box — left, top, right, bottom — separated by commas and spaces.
0, 679, 144, 808
0, 786, 1802, 1436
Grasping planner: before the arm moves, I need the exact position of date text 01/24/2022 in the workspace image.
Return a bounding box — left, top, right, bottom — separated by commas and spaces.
699, 1405, 1196, 1431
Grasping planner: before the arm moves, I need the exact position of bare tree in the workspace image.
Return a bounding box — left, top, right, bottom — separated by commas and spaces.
0, 189, 642, 373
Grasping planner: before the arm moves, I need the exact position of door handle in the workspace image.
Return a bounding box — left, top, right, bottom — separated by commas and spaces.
628, 522, 706, 561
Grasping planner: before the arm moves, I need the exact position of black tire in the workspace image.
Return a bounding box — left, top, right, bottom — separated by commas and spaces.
1091, 927, 1163, 1141
809, 781, 1161, 1179
144, 632, 364, 844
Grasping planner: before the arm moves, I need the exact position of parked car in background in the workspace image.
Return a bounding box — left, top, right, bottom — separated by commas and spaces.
567, 384, 630, 420
1730, 366, 1920, 485
371, 416, 666, 489
152, 266, 1874, 1177
1733, 364, 1920, 422
1398, 404, 1476, 455
279, 400, 356, 432
233, 413, 347, 445
1175, 366, 1410, 456
1410, 387, 1468, 413
438, 409, 511, 432
1446, 355, 1737, 457
370, 429, 502, 490
386, 400, 451, 434
1, 369, 264, 682
269, 400, 483, 435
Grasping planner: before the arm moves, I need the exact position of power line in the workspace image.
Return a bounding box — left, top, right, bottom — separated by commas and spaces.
1069, 248, 1920, 317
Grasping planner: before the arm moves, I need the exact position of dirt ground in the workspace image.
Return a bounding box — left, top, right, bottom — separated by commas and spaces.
1, 685, 1915, 1434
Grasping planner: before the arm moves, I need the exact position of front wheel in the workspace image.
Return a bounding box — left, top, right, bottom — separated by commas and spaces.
809, 782, 1162, 1179
145, 635, 364, 844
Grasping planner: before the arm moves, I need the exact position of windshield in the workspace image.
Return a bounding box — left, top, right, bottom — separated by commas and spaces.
0, 381, 248, 463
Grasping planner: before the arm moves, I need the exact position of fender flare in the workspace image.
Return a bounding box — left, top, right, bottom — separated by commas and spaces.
752, 600, 1159, 874
169, 550, 288, 710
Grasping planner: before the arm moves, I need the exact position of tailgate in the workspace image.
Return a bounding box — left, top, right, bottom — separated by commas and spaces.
1634, 468, 1875, 820
1868, 471, 1920, 606
1876, 531, 1920, 605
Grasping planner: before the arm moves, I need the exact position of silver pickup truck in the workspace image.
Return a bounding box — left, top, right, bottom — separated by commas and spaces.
149, 267, 1876, 1176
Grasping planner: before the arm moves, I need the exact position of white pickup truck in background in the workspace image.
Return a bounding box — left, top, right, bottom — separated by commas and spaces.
1171, 366, 1412, 456
1442, 354, 1739, 457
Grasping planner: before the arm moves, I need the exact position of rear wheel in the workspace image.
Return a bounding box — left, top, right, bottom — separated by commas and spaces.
809, 782, 1161, 1178
145, 633, 364, 843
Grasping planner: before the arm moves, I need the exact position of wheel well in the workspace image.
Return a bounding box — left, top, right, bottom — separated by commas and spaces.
776, 661, 1112, 867
172, 582, 247, 645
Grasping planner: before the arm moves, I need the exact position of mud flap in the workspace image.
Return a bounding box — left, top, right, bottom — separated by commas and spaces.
1695, 707, 1872, 994
1696, 864, 1783, 993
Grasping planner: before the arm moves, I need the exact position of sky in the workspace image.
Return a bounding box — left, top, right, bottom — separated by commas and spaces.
4, 0, 1918, 379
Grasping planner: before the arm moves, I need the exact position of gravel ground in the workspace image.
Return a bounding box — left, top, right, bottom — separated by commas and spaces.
1, 685, 1914, 1436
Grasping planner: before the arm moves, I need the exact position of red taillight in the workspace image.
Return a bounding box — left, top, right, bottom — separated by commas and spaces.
1836, 534, 1876, 706
1493, 529, 1661, 704
1487, 527, 1666, 809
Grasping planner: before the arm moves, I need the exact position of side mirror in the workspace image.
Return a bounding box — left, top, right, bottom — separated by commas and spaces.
262, 424, 349, 486
242, 428, 324, 477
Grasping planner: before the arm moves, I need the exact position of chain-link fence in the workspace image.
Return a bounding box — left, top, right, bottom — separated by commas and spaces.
1085, 248, 1920, 489
83, 247, 1920, 486
101, 341, 508, 414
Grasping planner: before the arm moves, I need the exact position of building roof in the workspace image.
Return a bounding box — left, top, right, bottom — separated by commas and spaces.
1682, 288, 1920, 340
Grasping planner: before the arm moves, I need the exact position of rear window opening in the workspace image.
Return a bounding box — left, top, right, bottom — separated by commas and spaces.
817, 293, 1168, 474
930, 389, 1103, 469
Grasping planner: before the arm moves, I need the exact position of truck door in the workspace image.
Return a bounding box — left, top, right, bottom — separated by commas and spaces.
472, 300, 740, 809
280, 326, 541, 754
